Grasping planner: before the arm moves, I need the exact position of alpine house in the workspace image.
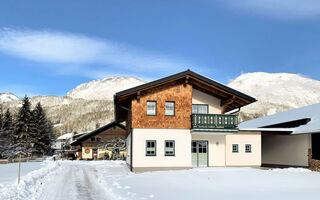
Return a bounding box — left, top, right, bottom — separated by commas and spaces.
114, 70, 259, 172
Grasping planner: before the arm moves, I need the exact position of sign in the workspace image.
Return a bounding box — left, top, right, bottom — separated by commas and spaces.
85, 149, 90, 154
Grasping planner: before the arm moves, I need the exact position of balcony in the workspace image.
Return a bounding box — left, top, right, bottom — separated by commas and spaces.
191, 114, 238, 130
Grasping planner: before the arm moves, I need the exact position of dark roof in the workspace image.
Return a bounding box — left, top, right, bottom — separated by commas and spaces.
70, 121, 125, 146
115, 69, 256, 102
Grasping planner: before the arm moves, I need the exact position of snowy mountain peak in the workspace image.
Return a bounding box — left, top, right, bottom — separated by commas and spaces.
67, 76, 146, 100
0, 92, 19, 102
227, 72, 320, 120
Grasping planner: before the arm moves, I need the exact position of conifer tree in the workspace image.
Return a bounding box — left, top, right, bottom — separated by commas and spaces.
1, 108, 14, 158
15, 96, 34, 153
0, 106, 3, 132
3, 108, 13, 140
32, 102, 54, 155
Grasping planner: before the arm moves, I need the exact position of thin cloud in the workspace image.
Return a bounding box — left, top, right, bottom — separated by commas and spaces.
218, 0, 320, 19
0, 28, 190, 77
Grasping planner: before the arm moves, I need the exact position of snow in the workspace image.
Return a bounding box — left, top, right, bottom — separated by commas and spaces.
67, 77, 146, 100
1, 161, 320, 200
227, 72, 320, 119
239, 103, 320, 134
0, 92, 19, 102
57, 133, 72, 140
0, 162, 44, 183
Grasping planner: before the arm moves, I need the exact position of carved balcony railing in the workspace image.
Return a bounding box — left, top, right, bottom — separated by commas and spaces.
191, 114, 238, 129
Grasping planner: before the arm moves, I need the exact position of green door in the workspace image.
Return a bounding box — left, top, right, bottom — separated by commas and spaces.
191, 141, 208, 167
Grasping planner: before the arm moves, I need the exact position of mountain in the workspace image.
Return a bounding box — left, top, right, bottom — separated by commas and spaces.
0, 93, 19, 102
2, 73, 320, 137
67, 77, 146, 100
227, 72, 320, 122
1, 77, 146, 136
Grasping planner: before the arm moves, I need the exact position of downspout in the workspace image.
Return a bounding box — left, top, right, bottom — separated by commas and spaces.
119, 105, 133, 172
226, 107, 241, 115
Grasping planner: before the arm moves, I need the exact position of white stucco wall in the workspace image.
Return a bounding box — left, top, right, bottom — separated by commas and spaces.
191, 133, 226, 166
192, 88, 222, 114
262, 134, 311, 167
226, 132, 261, 166
132, 128, 192, 168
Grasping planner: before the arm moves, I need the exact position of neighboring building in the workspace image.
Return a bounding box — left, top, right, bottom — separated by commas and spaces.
51, 132, 87, 151
71, 121, 126, 160
114, 70, 259, 172
239, 103, 320, 168
51, 133, 72, 150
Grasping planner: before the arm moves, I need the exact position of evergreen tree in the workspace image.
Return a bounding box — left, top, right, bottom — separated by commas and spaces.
1, 108, 14, 158
0, 106, 3, 157
15, 96, 34, 153
0, 105, 3, 132
3, 109, 13, 140
32, 102, 54, 155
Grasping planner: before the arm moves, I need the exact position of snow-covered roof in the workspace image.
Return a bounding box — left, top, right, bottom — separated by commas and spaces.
57, 133, 72, 140
239, 103, 320, 134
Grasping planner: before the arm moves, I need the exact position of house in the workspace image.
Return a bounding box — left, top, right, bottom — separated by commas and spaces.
52, 132, 87, 151
114, 70, 260, 172
239, 103, 320, 168
71, 121, 126, 160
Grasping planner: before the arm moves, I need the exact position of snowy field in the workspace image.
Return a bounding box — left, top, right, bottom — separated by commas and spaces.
0, 161, 44, 183
1, 161, 320, 200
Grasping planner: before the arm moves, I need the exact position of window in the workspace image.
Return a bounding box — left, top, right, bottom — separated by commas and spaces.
192, 104, 209, 114
232, 144, 239, 153
146, 140, 156, 156
96, 137, 101, 142
147, 101, 156, 116
245, 144, 252, 153
165, 101, 175, 116
165, 140, 175, 156
90, 137, 95, 142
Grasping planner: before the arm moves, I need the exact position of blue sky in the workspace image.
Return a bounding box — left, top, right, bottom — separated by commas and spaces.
1, 0, 320, 97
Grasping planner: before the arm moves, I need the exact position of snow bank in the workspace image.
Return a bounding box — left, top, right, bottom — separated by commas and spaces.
2, 161, 320, 200
0, 161, 62, 200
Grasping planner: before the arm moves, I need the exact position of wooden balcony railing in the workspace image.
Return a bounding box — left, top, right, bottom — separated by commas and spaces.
191, 114, 238, 129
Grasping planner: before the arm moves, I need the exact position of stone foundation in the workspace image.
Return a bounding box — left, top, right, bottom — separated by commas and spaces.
308, 149, 320, 171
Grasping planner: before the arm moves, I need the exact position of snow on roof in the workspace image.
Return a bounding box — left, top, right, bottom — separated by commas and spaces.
57, 133, 72, 140
239, 103, 320, 134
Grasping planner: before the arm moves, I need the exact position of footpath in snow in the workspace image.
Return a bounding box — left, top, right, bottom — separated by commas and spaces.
1, 160, 320, 200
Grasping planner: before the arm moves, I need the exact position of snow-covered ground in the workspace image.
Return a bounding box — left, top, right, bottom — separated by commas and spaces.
1, 161, 320, 200
0, 161, 44, 183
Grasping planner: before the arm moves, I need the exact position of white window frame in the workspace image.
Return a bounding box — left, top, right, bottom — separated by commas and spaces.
232, 144, 239, 153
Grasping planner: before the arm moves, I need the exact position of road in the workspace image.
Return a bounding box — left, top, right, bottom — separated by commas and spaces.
39, 162, 109, 200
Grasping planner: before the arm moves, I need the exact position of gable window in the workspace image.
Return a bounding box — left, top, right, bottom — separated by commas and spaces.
165, 101, 175, 116
146, 140, 156, 156
165, 140, 175, 156
96, 137, 101, 142
192, 104, 209, 114
90, 137, 95, 142
147, 101, 157, 116
232, 144, 239, 153
245, 144, 252, 153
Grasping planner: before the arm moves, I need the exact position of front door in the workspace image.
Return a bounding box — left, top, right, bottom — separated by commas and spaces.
191, 140, 208, 167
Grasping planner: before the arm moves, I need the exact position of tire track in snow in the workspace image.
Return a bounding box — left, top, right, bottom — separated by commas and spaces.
40, 162, 109, 200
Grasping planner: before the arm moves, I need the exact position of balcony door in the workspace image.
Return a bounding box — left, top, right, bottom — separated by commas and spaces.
191, 140, 208, 167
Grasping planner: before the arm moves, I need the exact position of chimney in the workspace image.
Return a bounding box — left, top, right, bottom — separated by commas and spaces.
96, 122, 100, 129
